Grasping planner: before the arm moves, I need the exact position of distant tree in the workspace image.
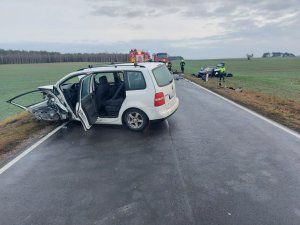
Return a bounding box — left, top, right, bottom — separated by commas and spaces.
262, 52, 295, 58
246, 53, 253, 60
262, 52, 296, 58
283, 52, 296, 57
168, 56, 184, 61
272, 52, 283, 57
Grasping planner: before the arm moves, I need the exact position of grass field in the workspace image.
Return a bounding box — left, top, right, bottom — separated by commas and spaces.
172, 57, 300, 102
0, 62, 93, 121
0, 58, 300, 121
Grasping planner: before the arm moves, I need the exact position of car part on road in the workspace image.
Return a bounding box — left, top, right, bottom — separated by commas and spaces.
174, 74, 183, 80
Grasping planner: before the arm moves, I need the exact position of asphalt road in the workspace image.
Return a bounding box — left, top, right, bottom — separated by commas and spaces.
1, 79, 300, 225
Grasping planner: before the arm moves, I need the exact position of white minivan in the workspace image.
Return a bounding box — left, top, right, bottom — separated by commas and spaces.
8, 63, 179, 131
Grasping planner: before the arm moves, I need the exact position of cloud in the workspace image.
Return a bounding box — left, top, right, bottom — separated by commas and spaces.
91, 6, 131, 18
88, 0, 300, 35
91, 6, 163, 18
0, 0, 299, 58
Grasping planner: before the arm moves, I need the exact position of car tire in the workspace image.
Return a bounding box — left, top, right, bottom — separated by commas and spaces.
123, 108, 149, 131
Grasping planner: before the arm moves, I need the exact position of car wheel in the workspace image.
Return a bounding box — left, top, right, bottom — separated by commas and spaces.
124, 109, 149, 131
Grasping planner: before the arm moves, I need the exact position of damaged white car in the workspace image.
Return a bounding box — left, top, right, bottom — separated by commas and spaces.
7, 63, 179, 131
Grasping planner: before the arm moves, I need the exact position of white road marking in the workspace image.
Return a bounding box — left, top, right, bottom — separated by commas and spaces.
0, 122, 68, 175
183, 78, 300, 139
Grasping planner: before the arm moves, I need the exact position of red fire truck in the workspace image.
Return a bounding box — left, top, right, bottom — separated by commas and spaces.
152, 52, 168, 64
129, 49, 151, 63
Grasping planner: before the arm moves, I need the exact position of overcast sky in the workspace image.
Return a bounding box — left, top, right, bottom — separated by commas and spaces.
0, 0, 299, 59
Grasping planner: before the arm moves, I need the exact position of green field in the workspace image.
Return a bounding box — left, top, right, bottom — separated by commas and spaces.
172, 57, 300, 101
0, 58, 300, 121
0, 62, 94, 121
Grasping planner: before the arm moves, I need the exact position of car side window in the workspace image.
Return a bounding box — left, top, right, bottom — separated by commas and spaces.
118, 72, 124, 81
81, 76, 91, 98
125, 71, 146, 90
94, 72, 114, 83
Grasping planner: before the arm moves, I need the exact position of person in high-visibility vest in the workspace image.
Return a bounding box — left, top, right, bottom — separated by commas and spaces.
180, 60, 185, 74
218, 63, 226, 85
167, 61, 172, 72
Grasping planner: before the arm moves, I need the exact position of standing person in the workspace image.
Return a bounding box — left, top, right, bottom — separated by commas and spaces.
205, 72, 209, 82
218, 63, 226, 85
180, 60, 185, 74
167, 61, 172, 72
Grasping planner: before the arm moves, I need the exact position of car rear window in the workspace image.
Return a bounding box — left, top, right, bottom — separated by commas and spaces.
152, 65, 173, 87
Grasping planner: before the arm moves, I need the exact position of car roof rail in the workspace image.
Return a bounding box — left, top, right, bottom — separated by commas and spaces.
77, 67, 87, 71
77, 62, 146, 70
105, 62, 146, 68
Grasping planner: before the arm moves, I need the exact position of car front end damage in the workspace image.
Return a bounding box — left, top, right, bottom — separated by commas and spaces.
7, 86, 69, 121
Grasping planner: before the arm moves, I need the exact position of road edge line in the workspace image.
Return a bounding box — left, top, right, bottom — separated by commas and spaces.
183, 78, 300, 139
0, 122, 68, 175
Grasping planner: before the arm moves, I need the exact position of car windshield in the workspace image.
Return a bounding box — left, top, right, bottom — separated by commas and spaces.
156, 53, 167, 58
152, 65, 173, 87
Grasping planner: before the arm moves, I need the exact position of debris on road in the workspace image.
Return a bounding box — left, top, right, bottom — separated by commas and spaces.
228, 87, 243, 92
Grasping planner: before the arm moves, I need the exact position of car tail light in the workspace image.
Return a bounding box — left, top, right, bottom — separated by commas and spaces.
154, 92, 165, 107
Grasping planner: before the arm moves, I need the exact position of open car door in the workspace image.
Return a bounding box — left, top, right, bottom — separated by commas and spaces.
76, 75, 98, 130
7, 88, 68, 121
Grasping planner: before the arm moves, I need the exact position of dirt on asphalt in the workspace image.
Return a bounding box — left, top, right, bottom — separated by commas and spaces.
0, 112, 60, 167
184, 74, 300, 133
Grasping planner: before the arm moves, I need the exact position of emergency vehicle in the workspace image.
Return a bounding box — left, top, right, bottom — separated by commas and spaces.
152, 53, 168, 65
129, 49, 151, 63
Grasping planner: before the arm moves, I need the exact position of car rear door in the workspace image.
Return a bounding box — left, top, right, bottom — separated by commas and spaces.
7, 89, 68, 121
76, 74, 98, 130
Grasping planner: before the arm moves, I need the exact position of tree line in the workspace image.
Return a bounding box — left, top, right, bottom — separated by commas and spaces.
168, 56, 184, 61
262, 52, 296, 58
0, 49, 129, 64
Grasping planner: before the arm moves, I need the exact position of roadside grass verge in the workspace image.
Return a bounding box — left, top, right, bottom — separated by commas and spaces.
0, 112, 58, 160
172, 58, 300, 102
183, 74, 300, 133
171, 58, 299, 132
